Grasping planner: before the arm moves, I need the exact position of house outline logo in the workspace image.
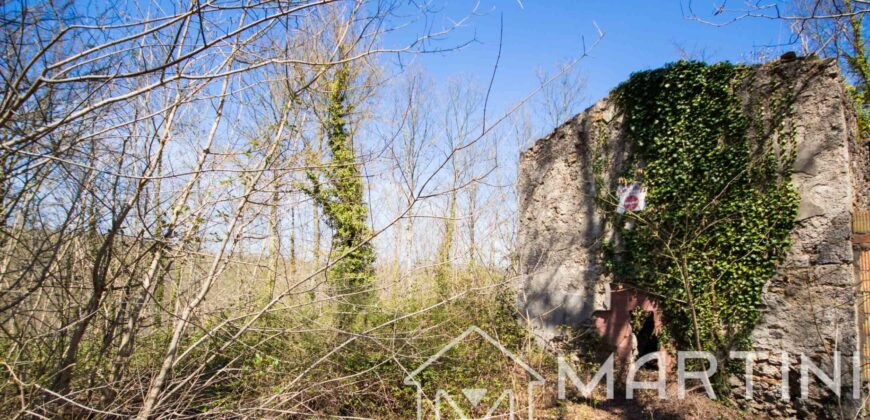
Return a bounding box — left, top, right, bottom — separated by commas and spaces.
403, 326, 545, 419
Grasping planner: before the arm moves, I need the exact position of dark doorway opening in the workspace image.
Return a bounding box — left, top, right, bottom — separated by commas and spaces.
632, 311, 659, 369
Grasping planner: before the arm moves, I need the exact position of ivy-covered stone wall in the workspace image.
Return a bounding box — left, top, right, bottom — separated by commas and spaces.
518, 57, 869, 417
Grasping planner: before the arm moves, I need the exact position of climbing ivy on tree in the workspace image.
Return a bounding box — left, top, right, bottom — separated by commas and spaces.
306, 64, 375, 330
838, 0, 870, 135
610, 61, 799, 357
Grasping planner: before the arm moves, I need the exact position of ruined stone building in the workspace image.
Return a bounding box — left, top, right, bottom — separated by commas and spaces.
518, 57, 870, 417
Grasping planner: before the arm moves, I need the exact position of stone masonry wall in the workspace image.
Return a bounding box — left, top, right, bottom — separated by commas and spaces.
518, 57, 868, 417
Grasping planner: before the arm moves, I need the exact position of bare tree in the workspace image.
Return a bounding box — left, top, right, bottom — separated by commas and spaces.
684, 0, 870, 95
536, 60, 588, 129
0, 0, 604, 416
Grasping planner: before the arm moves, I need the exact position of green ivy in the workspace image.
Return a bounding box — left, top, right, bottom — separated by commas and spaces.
305, 63, 376, 331
609, 61, 799, 356
846, 84, 870, 136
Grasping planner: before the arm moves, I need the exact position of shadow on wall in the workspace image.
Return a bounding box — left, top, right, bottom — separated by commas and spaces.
519, 100, 633, 339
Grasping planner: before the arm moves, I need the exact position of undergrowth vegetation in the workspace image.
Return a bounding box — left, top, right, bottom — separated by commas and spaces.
182, 272, 537, 418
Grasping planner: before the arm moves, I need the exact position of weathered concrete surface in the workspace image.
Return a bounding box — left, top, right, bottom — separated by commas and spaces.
518, 57, 868, 417
739, 59, 865, 418
518, 96, 627, 336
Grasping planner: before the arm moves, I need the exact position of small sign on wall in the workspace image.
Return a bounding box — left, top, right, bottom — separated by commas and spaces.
617, 183, 646, 214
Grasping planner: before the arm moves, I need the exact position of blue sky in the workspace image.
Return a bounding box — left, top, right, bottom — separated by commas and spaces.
392, 0, 792, 117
